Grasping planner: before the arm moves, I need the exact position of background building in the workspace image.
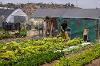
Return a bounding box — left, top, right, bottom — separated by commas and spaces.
32, 8, 100, 41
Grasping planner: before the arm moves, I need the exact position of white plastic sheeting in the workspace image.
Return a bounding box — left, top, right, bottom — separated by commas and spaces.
6, 9, 28, 23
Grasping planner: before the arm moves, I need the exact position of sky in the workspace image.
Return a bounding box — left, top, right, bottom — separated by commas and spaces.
0, 0, 100, 9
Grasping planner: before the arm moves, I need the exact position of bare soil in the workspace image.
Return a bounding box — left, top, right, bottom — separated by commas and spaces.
40, 60, 59, 66
41, 58, 100, 66
0, 37, 30, 43
85, 58, 100, 66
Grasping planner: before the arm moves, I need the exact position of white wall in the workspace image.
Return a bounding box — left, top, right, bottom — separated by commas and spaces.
30, 18, 44, 26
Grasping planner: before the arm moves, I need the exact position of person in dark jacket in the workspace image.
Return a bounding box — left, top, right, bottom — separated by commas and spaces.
61, 21, 70, 41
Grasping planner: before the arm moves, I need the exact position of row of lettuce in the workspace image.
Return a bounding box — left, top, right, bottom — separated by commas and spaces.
0, 37, 83, 66
55, 43, 100, 66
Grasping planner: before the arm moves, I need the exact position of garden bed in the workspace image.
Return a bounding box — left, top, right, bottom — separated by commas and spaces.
0, 37, 65, 66
40, 43, 94, 66
55, 43, 100, 66
0, 37, 85, 66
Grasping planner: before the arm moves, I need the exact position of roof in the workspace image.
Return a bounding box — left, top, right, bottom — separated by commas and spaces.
0, 8, 15, 18
10, 9, 28, 16
32, 8, 100, 19
6, 8, 28, 23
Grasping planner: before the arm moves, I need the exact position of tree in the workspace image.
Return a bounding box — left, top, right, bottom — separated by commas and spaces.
71, 4, 75, 7
5, 3, 15, 8
0, 2, 3, 7
63, 3, 75, 8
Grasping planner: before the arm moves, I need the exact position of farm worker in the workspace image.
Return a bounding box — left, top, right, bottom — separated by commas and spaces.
83, 27, 89, 42
44, 16, 51, 36
50, 18, 55, 36
61, 20, 70, 42
43, 20, 47, 37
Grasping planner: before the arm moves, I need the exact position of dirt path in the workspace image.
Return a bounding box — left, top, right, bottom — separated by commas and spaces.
0, 36, 42, 43
0, 37, 31, 43
41, 58, 100, 66
85, 58, 100, 66
40, 60, 59, 66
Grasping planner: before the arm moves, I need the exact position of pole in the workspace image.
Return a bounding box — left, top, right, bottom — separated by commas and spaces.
97, 19, 99, 41
97, 19, 100, 41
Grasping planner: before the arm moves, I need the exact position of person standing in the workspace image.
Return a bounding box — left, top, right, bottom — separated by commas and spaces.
43, 20, 47, 37
61, 21, 70, 41
83, 27, 89, 42
44, 16, 51, 36
50, 18, 55, 36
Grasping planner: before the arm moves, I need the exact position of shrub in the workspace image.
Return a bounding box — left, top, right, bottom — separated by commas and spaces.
0, 31, 13, 39
15, 29, 27, 37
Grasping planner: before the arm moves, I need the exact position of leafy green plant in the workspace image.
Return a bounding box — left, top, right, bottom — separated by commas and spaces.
0, 37, 66, 66
55, 44, 100, 66
15, 28, 27, 37
67, 37, 83, 46
0, 31, 13, 39
0, 37, 85, 66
